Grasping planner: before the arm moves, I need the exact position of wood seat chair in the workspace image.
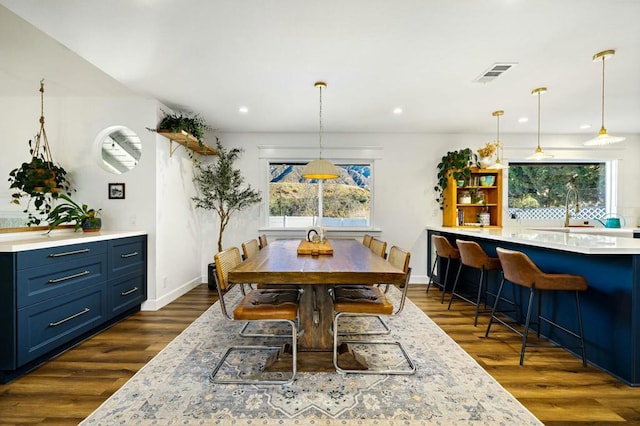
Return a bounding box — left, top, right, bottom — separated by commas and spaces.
241, 239, 260, 260
362, 234, 373, 248
258, 234, 268, 249
486, 247, 588, 366
369, 238, 387, 259
448, 239, 504, 326
332, 246, 416, 375
210, 247, 300, 384
427, 235, 460, 303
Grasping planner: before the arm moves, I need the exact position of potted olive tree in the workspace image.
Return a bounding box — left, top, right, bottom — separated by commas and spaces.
192, 138, 262, 253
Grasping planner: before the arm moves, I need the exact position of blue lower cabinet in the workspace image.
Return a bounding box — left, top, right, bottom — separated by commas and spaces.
17, 284, 107, 364
109, 273, 146, 317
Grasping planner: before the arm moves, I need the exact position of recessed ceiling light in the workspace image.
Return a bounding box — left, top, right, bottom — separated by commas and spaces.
393, 107, 403, 115
238, 106, 249, 114
517, 117, 529, 123
580, 124, 592, 129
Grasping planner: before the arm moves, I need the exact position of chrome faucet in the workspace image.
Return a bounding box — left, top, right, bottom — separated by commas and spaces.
564, 184, 579, 227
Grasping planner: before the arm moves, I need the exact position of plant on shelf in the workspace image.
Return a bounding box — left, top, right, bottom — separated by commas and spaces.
7, 81, 74, 226
149, 110, 211, 150
434, 148, 478, 209
46, 193, 102, 233
192, 138, 262, 252
477, 142, 496, 168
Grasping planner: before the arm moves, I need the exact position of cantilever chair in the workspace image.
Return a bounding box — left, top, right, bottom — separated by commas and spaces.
210, 247, 300, 385
241, 239, 260, 260
369, 238, 387, 259
486, 247, 588, 366
362, 234, 373, 248
332, 246, 416, 375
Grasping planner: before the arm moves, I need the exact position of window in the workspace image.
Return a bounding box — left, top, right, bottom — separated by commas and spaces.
268, 162, 371, 228
507, 162, 608, 221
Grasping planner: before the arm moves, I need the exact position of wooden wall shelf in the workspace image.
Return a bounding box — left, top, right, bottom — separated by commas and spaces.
158, 130, 217, 156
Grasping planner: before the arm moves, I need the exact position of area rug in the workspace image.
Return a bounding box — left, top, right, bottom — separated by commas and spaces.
81, 286, 542, 425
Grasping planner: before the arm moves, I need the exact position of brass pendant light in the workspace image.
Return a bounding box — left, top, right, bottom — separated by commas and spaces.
584, 49, 626, 146
527, 87, 553, 160
301, 82, 339, 179
488, 110, 509, 169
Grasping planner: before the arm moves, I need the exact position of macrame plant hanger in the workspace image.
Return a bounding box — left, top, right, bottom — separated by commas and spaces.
32, 79, 55, 166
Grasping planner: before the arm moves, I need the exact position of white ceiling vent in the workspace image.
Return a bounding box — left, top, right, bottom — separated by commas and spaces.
474, 63, 518, 83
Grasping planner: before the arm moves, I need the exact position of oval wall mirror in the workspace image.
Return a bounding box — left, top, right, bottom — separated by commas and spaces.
95, 126, 142, 174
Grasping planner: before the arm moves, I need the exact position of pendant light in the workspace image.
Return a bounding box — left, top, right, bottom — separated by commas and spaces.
301, 82, 339, 179
527, 87, 553, 160
488, 110, 509, 170
584, 49, 626, 146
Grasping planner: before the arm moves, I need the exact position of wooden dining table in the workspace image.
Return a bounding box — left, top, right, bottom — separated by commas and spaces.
228, 238, 406, 351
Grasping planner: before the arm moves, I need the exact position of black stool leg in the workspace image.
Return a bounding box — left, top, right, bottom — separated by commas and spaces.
485, 277, 505, 337
447, 262, 463, 309
440, 257, 453, 304
426, 256, 438, 294
520, 287, 536, 366
575, 290, 587, 367
473, 268, 485, 327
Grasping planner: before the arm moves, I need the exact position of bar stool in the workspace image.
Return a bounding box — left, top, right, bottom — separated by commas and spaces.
448, 240, 502, 326
427, 235, 460, 303
486, 247, 588, 366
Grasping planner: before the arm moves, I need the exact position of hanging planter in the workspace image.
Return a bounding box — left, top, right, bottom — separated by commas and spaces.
7, 80, 74, 226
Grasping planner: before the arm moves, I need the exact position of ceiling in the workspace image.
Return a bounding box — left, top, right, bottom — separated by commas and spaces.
1, 0, 639, 136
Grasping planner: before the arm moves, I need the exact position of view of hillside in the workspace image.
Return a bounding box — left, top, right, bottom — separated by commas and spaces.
269, 164, 370, 218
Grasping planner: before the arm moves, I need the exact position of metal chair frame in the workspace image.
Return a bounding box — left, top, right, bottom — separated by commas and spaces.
210, 247, 299, 385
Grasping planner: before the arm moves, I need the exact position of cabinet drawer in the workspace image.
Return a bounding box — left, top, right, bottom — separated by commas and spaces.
109, 237, 146, 278
17, 256, 107, 309
108, 273, 146, 317
17, 284, 106, 365
17, 241, 107, 270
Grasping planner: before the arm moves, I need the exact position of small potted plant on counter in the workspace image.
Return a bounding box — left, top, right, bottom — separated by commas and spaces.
46, 194, 102, 233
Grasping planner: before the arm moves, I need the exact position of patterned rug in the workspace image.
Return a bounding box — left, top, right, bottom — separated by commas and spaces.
81, 286, 542, 425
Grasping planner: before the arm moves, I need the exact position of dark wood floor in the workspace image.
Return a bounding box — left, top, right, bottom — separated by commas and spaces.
1, 283, 640, 425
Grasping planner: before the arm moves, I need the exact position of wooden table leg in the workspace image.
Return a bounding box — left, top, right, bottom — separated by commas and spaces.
298, 284, 334, 350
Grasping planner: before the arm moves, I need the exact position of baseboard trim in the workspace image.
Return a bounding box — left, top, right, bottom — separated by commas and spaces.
142, 277, 203, 311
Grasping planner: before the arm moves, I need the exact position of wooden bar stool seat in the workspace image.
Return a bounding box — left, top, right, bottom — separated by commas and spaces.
448, 240, 503, 326
427, 235, 460, 303
486, 247, 588, 366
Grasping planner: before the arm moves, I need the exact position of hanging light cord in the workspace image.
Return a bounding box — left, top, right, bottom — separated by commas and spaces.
599, 55, 606, 131
536, 91, 541, 149
318, 83, 324, 159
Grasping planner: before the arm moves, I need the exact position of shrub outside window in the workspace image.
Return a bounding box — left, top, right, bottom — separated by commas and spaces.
268, 162, 371, 228
507, 162, 607, 221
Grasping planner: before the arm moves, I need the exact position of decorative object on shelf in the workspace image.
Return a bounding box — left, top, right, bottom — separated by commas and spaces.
527, 87, 554, 160
584, 49, 625, 146
434, 148, 478, 209
192, 139, 262, 252
301, 82, 340, 180
7, 80, 74, 226
478, 208, 491, 226
108, 183, 126, 199
479, 175, 495, 186
149, 110, 217, 156
488, 110, 509, 170
46, 193, 102, 233
476, 142, 496, 168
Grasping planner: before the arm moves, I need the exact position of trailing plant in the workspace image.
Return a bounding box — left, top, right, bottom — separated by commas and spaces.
149, 110, 211, 150
45, 193, 101, 233
192, 139, 262, 252
434, 148, 478, 209
8, 139, 74, 226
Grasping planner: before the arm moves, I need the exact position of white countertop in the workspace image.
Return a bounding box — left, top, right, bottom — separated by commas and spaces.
0, 230, 147, 252
426, 226, 640, 255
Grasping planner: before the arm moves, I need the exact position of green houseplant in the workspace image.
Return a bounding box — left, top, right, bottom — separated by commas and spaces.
192, 138, 262, 252
8, 141, 74, 226
434, 148, 478, 209
150, 110, 211, 151
46, 193, 102, 233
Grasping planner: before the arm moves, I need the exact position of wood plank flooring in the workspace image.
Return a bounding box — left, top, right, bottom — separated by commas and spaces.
1, 283, 640, 425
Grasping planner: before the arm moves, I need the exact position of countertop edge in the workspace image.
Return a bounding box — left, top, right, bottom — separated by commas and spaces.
0, 230, 147, 252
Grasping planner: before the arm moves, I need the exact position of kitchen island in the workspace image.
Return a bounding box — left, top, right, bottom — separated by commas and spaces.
426, 226, 640, 386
